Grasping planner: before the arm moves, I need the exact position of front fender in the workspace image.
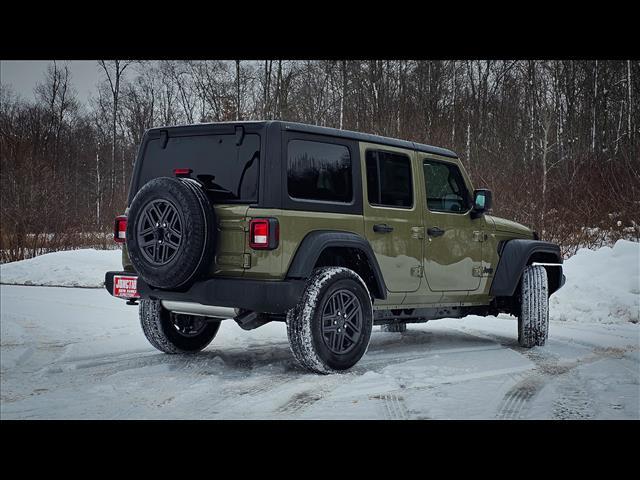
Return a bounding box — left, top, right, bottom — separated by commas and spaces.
490, 239, 564, 297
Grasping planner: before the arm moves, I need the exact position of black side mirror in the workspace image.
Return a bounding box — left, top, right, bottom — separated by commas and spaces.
471, 189, 492, 218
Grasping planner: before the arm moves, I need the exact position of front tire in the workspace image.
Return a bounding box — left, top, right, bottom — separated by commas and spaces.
286, 267, 373, 374
139, 299, 220, 354
517, 265, 549, 348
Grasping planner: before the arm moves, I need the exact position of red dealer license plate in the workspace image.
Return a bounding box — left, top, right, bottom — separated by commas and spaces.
113, 275, 140, 299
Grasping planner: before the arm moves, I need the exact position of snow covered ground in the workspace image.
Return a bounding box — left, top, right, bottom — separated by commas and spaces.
1, 241, 638, 419
0, 249, 122, 288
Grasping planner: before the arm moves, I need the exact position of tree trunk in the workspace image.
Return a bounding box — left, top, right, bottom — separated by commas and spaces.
628, 60, 633, 140
592, 60, 598, 152
236, 60, 241, 121
96, 144, 101, 228
340, 60, 346, 130
466, 122, 471, 169
263, 60, 272, 118
121, 140, 125, 201
540, 120, 550, 236
275, 60, 282, 118
111, 64, 119, 207
451, 62, 456, 145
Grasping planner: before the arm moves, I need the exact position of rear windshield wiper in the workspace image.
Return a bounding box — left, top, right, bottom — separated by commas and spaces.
196, 175, 239, 199
235, 151, 259, 198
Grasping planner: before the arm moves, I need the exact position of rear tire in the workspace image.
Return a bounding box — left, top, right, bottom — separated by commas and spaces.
139, 299, 220, 354
517, 265, 549, 348
286, 267, 373, 374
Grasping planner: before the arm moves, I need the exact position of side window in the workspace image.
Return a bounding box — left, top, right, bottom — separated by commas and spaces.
423, 160, 471, 213
287, 139, 352, 203
365, 150, 413, 208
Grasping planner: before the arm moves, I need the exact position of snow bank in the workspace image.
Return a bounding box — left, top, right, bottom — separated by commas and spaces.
0, 249, 122, 288
0, 241, 638, 323
550, 240, 639, 324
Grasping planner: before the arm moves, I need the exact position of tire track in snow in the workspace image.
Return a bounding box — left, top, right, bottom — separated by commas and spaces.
12, 346, 37, 369
551, 372, 596, 420
276, 390, 325, 414
453, 323, 639, 356
234, 375, 294, 397
274, 375, 347, 416
37, 350, 159, 376
361, 344, 505, 371
106, 355, 227, 418
495, 374, 545, 419
495, 347, 591, 419
494, 342, 635, 419
369, 393, 408, 420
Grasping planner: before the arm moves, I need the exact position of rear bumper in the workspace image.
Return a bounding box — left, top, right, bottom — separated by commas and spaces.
104, 271, 305, 314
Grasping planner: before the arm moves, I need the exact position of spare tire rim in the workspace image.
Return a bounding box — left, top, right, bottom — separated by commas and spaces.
321, 289, 363, 354
137, 199, 183, 266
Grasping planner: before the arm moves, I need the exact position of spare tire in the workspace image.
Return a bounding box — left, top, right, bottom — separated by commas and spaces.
126, 177, 216, 290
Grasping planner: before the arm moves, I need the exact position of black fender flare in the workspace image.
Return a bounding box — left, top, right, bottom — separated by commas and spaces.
286, 230, 387, 300
490, 239, 564, 297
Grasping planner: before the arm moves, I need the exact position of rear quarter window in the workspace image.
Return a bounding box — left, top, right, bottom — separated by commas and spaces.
287, 139, 352, 203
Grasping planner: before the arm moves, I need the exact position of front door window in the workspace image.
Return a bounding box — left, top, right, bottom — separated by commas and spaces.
422, 158, 482, 292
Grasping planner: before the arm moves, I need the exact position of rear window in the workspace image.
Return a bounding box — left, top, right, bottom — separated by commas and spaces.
287, 139, 352, 203
137, 133, 260, 202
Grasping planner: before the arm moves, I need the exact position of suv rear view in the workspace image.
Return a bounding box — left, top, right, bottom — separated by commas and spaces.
106, 121, 564, 374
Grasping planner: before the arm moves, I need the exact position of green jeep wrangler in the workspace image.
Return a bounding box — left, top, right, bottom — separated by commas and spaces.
106, 121, 565, 374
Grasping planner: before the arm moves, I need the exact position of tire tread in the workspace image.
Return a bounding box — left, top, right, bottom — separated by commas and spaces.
518, 265, 549, 348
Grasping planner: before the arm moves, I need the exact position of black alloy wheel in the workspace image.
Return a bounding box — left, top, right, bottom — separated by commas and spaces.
171, 313, 208, 338
320, 289, 363, 354
137, 199, 183, 266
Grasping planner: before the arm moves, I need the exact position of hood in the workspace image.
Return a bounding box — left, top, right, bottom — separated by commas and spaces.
486, 215, 534, 238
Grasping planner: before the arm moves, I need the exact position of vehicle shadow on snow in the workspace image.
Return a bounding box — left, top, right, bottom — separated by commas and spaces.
52, 326, 503, 380
368, 327, 498, 351
189, 326, 501, 376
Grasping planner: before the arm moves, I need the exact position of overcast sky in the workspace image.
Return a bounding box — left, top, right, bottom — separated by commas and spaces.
1, 60, 108, 103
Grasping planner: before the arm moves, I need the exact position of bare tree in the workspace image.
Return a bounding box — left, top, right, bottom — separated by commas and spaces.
98, 60, 132, 206
2, 59, 639, 263
235, 60, 241, 120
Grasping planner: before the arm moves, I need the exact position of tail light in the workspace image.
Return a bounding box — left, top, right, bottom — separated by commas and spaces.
249, 218, 279, 250
173, 168, 192, 177
114, 215, 127, 244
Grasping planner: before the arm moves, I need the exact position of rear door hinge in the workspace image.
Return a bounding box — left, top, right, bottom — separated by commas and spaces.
473, 265, 493, 277
410, 226, 425, 240
410, 265, 423, 277
243, 253, 252, 269
473, 231, 488, 242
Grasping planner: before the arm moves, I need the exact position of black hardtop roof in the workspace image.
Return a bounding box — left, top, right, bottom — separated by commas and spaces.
147, 120, 458, 159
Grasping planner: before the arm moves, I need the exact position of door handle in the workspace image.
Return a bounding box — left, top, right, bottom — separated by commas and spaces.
427, 227, 445, 237
373, 223, 394, 233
